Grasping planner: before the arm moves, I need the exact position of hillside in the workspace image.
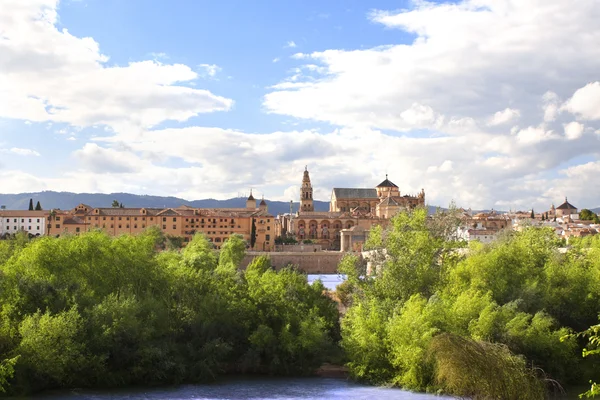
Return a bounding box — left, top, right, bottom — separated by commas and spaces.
0, 191, 450, 216
0, 191, 330, 216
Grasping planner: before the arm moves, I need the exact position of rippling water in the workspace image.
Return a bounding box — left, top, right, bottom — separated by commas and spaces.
33, 377, 451, 399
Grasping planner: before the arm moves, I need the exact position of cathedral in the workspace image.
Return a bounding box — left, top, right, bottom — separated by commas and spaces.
282, 167, 425, 251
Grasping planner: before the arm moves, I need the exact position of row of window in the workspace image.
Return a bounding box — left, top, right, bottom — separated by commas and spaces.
3, 226, 41, 231
4, 218, 41, 223
87, 216, 158, 222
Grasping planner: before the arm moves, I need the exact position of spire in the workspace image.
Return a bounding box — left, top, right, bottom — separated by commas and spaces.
300, 167, 314, 212
246, 189, 257, 209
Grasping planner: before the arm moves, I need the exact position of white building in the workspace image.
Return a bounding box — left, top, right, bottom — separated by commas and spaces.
457, 227, 500, 244
0, 210, 47, 237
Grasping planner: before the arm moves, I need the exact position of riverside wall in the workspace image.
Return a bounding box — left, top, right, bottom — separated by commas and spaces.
240, 251, 347, 274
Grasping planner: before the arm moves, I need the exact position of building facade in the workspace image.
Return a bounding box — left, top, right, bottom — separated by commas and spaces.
46, 199, 275, 250
0, 210, 47, 238
278, 168, 426, 251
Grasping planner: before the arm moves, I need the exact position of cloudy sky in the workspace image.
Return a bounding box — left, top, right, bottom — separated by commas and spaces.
1, 0, 599, 210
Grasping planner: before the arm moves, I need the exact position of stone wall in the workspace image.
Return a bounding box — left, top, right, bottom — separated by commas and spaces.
274, 244, 322, 252
240, 251, 346, 274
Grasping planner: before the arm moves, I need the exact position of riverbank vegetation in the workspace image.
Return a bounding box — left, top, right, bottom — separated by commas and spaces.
0, 229, 340, 395
338, 207, 600, 398
2, 209, 600, 398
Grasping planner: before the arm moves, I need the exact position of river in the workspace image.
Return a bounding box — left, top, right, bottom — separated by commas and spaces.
307, 274, 345, 290
33, 377, 451, 399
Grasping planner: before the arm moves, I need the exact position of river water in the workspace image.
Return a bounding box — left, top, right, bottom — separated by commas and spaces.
307, 274, 345, 290
33, 377, 451, 399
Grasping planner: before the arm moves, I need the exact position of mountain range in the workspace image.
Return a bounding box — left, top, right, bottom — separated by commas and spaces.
1, 191, 597, 216
0, 191, 330, 216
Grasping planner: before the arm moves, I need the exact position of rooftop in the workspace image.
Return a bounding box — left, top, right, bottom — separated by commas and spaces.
376, 174, 398, 188
332, 188, 378, 199
557, 198, 577, 210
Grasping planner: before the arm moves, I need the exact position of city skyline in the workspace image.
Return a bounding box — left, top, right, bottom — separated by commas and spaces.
1, 0, 599, 210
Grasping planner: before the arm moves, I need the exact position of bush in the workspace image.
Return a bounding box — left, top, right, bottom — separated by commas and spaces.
430, 333, 545, 399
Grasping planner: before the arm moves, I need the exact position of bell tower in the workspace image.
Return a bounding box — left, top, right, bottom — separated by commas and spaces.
300, 166, 314, 212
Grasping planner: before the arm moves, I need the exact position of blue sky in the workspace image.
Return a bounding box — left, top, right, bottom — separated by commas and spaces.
55, 0, 415, 132
1, 0, 600, 209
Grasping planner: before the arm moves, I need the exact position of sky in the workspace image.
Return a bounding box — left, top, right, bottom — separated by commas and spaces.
1, 0, 599, 211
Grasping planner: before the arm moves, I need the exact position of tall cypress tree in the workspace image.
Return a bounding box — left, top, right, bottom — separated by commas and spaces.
250, 218, 256, 249
28, 199, 34, 211
35, 201, 42, 211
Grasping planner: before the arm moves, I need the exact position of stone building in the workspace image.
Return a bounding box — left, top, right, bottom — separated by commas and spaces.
46, 197, 275, 250
555, 198, 578, 218
329, 175, 425, 216
279, 168, 426, 251
0, 210, 47, 238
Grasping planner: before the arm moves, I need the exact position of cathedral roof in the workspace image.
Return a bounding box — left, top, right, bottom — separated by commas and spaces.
260, 198, 267, 206
557, 198, 577, 210
376, 175, 398, 188
332, 188, 378, 199
247, 192, 255, 201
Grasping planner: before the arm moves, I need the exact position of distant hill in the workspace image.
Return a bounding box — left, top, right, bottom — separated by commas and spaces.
0, 191, 447, 216
591, 207, 600, 214
0, 191, 330, 216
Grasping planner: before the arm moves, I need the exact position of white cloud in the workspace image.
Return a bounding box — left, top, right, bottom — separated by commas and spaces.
149, 52, 168, 60
2, 148, 41, 156
562, 82, 600, 120
514, 126, 558, 144
564, 121, 585, 140
0, 0, 232, 132
400, 103, 440, 126
72, 143, 143, 173
198, 63, 222, 78
489, 108, 520, 126
265, 0, 600, 132
285, 41, 297, 48
542, 92, 560, 123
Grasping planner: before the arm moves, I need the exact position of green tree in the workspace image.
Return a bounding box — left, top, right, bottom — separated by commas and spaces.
0, 229, 342, 395
531, 208, 535, 219
17, 308, 88, 390
111, 200, 119, 208
250, 218, 256, 249
165, 234, 185, 250
364, 224, 383, 250
34, 201, 42, 211
580, 209, 600, 223
218, 234, 246, 273
28, 199, 33, 211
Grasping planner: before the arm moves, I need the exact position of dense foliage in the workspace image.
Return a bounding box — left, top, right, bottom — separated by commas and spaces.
0, 229, 339, 394
339, 207, 600, 397
580, 209, 600, 224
